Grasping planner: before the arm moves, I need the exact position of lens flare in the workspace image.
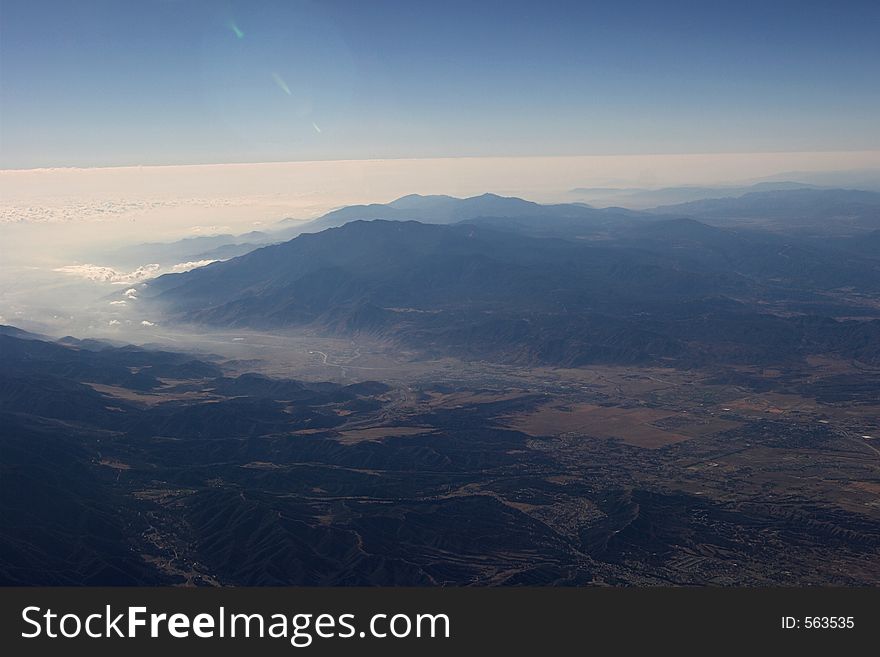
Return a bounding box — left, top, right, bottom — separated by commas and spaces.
271, 72, 292, 96
226, 19, 244, 39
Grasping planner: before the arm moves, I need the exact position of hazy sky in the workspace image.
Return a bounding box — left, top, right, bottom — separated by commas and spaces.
2, 0, 879, 168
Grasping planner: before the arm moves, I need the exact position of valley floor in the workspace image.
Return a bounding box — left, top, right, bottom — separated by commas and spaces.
3, 328, 877, 586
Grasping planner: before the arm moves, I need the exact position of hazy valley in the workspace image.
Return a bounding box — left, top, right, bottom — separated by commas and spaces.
2, 185, 879, 586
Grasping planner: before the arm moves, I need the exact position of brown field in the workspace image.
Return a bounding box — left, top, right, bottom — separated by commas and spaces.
241, 461, 285, 470
850, 481, 880, 495
502, 402, 739, 448
420, 390, 527, 409
728, 392, 819, 415
335, 426, 435, 444
85, 382, 215, 406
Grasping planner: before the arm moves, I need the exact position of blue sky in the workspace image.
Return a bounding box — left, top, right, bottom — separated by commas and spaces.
1, 0, 879, 168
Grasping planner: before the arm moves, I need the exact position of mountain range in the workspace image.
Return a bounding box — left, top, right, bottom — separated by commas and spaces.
5, 189, 880, 587
651, 188, 880, 234
568, 181, 819, 208
143, 191, 880, 368
105, 186, 880, 276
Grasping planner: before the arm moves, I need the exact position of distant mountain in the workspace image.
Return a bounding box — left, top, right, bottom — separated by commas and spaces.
103, 193, 600, 269
569, 182, 817, 209
105, 232, 274, 268
295, 192, 634, 233
0, 324, 51, 341
651, 188, 880, 234
145, 217, 880, 368
751, 169, 880, 191
98, 186, 880, 279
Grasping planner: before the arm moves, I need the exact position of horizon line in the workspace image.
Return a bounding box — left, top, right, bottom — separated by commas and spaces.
4, 149, 880, 175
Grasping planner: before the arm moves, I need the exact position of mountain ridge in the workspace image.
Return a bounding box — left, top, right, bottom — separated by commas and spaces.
144, 216, 880, 368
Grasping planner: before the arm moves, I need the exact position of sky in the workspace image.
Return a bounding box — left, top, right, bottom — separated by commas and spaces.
2, 0, 879, 169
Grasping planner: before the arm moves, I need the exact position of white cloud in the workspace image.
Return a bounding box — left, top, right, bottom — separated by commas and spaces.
124, 288, 139, 299
0, 197, 248, 225
54, 263, 160, 284
108, 319, 121, 326
55, 260, 213, 285
109, 300, 127, 306
140, 320, 156, 327
167, 259, 217, 273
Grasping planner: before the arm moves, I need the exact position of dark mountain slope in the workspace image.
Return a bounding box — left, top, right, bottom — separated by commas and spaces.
651, 188, 880, 234
0, 332, 221, 390
147, 219, 880, 367
149, 220, 745, 316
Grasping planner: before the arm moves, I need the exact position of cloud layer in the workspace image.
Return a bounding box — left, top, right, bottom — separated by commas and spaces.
55, 260, 215, 284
